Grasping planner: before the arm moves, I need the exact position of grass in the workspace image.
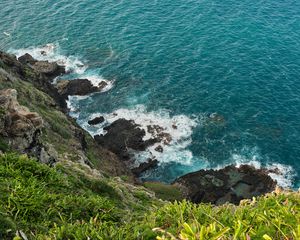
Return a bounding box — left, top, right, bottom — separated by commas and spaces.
144, 181, 184, 201
0, 153, 299, 239
1, 55, 299, 239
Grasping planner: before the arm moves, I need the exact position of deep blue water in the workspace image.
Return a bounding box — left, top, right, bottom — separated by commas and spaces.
1, 0, 300, 187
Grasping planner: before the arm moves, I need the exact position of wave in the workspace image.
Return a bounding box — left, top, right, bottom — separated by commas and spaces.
10, 43, 87, 74
10, 43, 115, 93
73, 104, 201, 166
229, 147, 296, 189
78, 74, 114, 92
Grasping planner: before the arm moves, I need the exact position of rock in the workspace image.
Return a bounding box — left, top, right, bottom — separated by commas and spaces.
88, 116, 105, 125
147, 125, 172, 145
155, 145, 163, 153
55, 79, 106, 99
94, 119, 158, 161
209, 112, 225, 124
0, 89, 43, 147
32, 61, 65, 77
98, 81, 108, 89
131, 158, 159, 177
173, 165, 276, 205
18, 53, 37, 65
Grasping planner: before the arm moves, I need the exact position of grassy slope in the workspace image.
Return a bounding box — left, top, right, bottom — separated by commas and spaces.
0, 62, 131, 177
0, 153, 299, 240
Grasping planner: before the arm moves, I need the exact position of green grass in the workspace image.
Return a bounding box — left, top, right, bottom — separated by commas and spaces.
0, 153, 299, 240
144, 181, 184, 201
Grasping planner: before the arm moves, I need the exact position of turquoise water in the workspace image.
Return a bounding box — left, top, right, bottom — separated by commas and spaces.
1, 0, 300, 187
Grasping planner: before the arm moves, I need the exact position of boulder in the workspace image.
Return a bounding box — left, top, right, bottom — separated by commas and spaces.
88, 116, 105, 125
131, 158, 159, 177
173, 165, 276, 205
0, 88, 43, 150
94, 119, 158, 161
32, 61, 65, 77
154, 145, 164, 153
18, 53, 37, 65
55, 79, 107, 99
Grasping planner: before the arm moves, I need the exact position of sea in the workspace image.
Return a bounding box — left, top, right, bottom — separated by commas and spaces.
1, 0, 299, 188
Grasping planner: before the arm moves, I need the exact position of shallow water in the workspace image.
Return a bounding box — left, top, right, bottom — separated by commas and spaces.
1, 0, 299, 187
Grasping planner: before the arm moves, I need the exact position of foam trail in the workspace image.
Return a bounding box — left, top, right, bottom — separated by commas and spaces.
10, 43, 87, 74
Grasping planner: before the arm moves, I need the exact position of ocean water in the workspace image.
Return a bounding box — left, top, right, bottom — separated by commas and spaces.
1, 0, 300, 188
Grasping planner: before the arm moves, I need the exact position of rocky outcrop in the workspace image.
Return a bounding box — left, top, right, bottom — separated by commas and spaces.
173, 165, 276, 205
55, 79, 108, 100
31, 61, 65, 78
0, 51, 135, 178
94, 119, 158, 161
88, 116, 105, 125
131, 158, 159, 177
0, 89, 57, 164
18, 53, 37, 65
0, 89, 43, 150
18, 53, 65, 78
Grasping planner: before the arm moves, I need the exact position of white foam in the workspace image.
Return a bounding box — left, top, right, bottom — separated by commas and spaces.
78, 105, 200, 166
67, 95, 91, 119
10, 43, 87, 74
79, 74, 114, 92
229, 147, 296, 189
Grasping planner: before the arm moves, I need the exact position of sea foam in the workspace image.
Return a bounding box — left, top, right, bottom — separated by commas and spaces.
75, 104, 200, 166
10, 43, 87, 74
230, 148, 296, 189
10, 43, 114, 92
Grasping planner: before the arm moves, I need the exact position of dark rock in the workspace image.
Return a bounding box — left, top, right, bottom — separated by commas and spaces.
94, 119, 158, 160
18, 53, 37, 65
55, 79, 106, 99
98, 81, 108, 89
32, 61, 65, 77
147, 125, 172, 145
155, 145, 164, 153
88, 116, 105, 125
173, 165, 276, 205
131, 158, 159, 177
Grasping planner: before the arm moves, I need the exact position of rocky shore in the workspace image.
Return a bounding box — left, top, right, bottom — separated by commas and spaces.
0, 50, 277, 204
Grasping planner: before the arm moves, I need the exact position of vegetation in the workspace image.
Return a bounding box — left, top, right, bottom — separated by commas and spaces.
0, 55, 299, 239
0, 153, 299, 239
144, 181, 184, 201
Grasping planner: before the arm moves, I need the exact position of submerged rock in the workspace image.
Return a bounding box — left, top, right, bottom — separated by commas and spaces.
173, 165, 276, 205
55, 79, 107, 99
88, 116, 105, 125
94, 118, 158, 161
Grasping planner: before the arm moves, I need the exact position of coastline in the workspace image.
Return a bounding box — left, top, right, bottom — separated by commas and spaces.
0, 46, 291, 204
